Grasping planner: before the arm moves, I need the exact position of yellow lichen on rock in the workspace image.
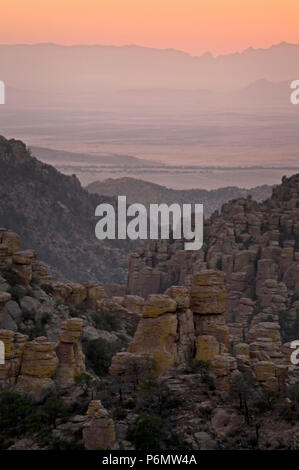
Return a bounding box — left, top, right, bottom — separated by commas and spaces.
83, 400, 117, 450
128, 313, 178, 375
142, 294, 177, 318
195, 335, 220, 362
190, 270, 227, 315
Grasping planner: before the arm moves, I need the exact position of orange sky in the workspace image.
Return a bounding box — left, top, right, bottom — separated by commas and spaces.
1, 0, 299, 55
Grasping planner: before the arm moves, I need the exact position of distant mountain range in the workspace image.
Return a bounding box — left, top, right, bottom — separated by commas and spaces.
0, 42, 298, 101
86, 177, 272, 217
30, 146, 160, 167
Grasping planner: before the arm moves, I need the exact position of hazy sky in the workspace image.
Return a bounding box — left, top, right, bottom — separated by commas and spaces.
1, 0, 299, 55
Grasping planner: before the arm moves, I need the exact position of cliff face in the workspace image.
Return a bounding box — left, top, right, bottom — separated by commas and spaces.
127, 174, 299, 345
113, 269, 293, 393
0, 136, 133, 284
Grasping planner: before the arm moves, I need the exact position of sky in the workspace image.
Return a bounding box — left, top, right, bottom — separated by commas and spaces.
0, 0, 299, 55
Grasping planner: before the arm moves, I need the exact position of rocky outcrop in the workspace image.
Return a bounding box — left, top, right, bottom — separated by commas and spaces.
54, 318, 85, 387
190, 270, 227, 315
0, 329, 27, 386
124, 290, 195, 376
0, 136, 131, 284
15, 336, 58, 402
0, 316, 86, 400
125, 175, 299, 390
83, 400, 117, 450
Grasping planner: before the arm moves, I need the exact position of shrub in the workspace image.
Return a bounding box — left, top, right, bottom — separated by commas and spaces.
84, 338, 125, 376
93, 311, 121, 332
127, 413, 164, 450
288, 381, 299, 403
0, 392, 32, 436
74, 372, 92, 394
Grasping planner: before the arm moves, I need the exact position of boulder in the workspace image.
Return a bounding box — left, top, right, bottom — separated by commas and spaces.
142, 294, 176, 318
164, 286, 190, 309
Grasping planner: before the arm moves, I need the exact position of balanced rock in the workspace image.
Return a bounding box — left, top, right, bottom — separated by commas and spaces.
164, 286, 190, 309
15, 336, 58, 402
0, 329, 28, 384
128, 312, 178, 375
55, 318, 85, 386
142, 294, 176, 318
0, 230, 20, 255
83, 400, 117, 450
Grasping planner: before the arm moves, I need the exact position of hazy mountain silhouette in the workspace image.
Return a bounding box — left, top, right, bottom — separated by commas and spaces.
0, 42, 298, 98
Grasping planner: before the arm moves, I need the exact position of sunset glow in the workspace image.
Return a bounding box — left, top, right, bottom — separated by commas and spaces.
1, 0, 299, 55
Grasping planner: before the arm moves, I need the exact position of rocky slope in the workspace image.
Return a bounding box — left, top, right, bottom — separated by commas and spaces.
0, 229, 143, 449
126, 173, 299, 345
0, 136, 135, 284
0, 224, 298, 450
87, 177, 272, 218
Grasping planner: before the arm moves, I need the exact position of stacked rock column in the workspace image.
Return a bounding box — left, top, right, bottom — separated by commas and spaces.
190, 269, 237, 391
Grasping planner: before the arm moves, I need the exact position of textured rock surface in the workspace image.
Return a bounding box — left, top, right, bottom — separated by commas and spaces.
0, 329, 27, 385
55, 318, 85, 387
141, 294, 177, 318
15, 336, 58, 402
195, 335, 221, 362
190, 270, 227, 315
128, 312, 178, 375
83, 400, 117, 450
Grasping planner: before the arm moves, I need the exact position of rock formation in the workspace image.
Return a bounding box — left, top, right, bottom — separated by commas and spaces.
83, 400, 117, 450
54, 318, 85, 387
125, 287, 195, 376
15, 336, 58, 402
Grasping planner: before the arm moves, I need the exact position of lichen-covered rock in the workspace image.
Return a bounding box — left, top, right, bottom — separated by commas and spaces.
1, 230, 20, 255
142, 294, 177, 318
15, 336, 58, 402
234, 342, 250, 357
121, 295, 144, 313
128, 313, 178, 375
190, 270, 227, 315
194, 314, 230, 347
176, 307, 195, 363
19, 336, 58, 378
247, 322, 281, 344
195, 335, 220, 362
55, 318, 85, 386
164, 286, 190, 309
211, 354, 237, 377
68, 283, 87, 305
50, 282, 73, 303
59, 318, 84, 343
84, 282, 107, 310
0, 329, 27, 384
83, 400, 117, 450
253, 361, 276, 382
